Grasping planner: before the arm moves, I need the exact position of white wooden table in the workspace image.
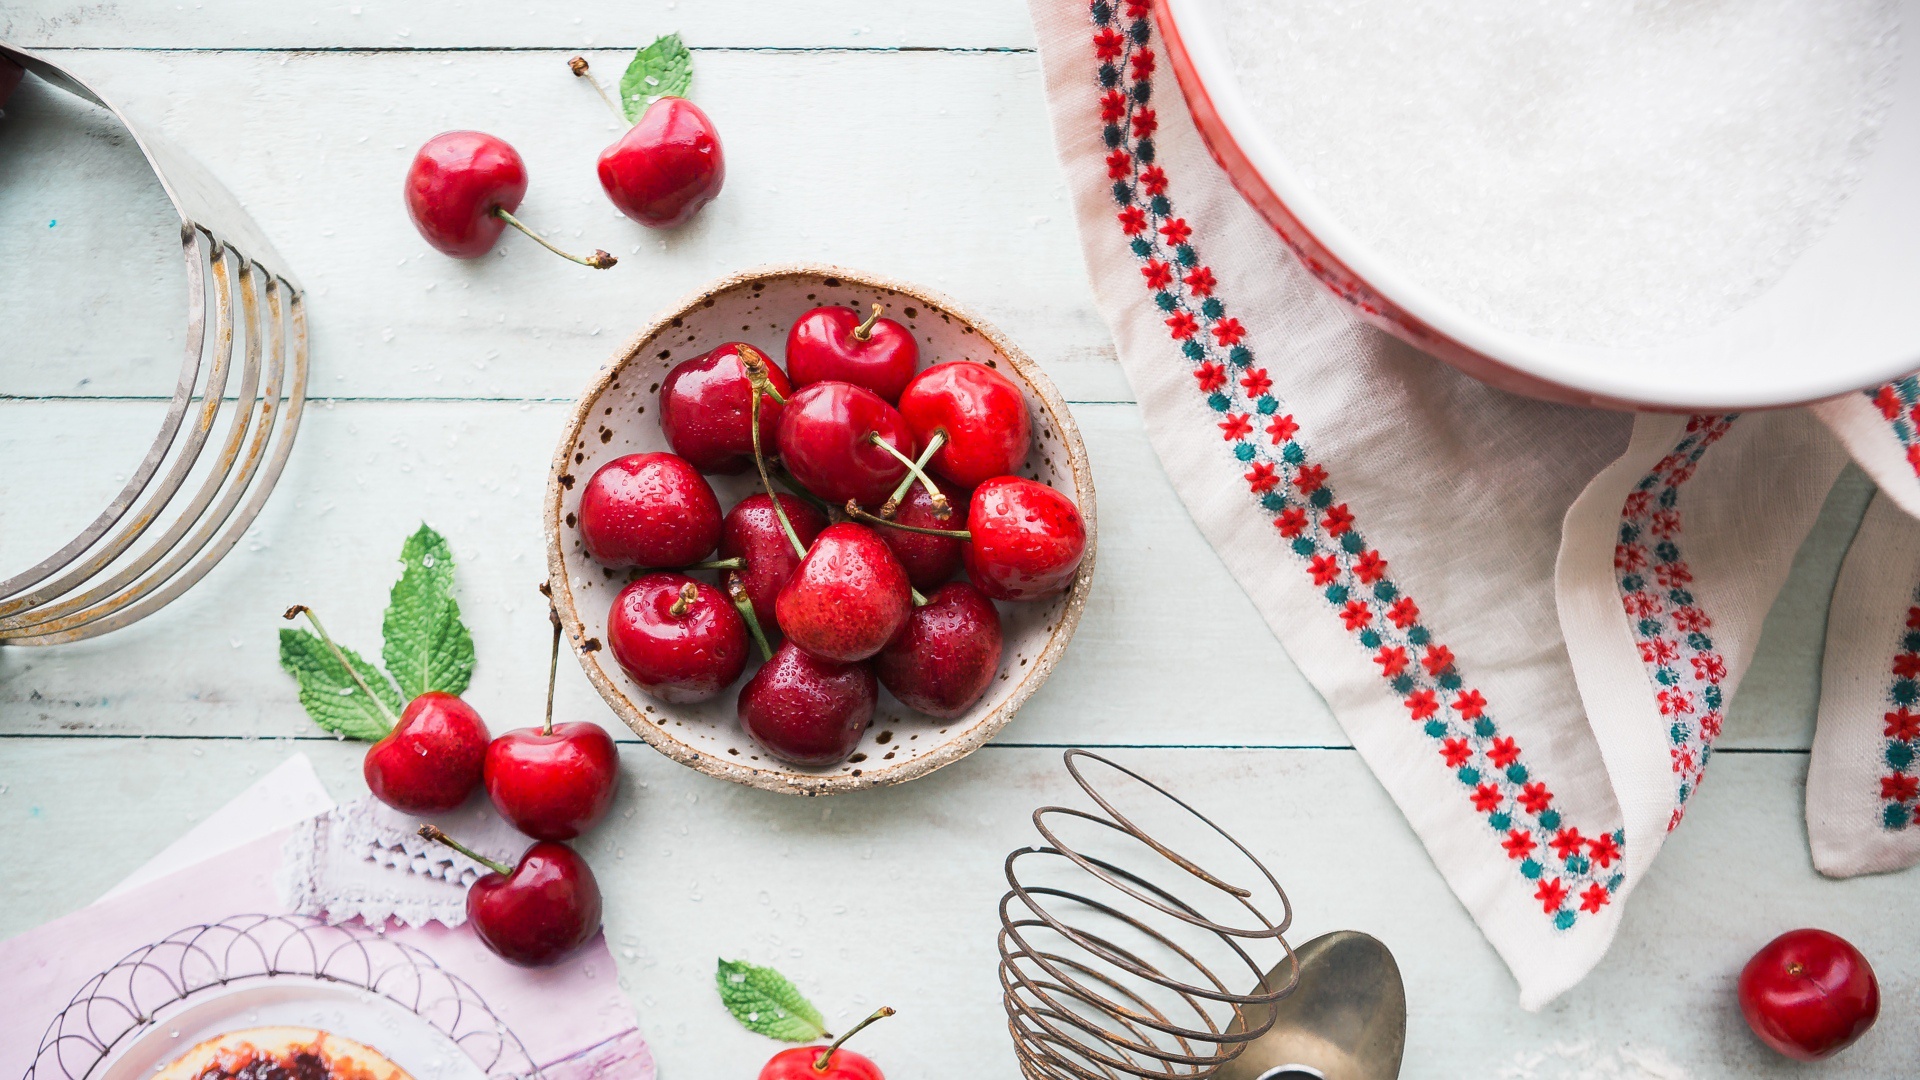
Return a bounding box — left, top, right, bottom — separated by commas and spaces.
2, 4, 1914, 1076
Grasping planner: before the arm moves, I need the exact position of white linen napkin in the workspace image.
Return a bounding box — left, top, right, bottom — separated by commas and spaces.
1029, 0, 1920, 1007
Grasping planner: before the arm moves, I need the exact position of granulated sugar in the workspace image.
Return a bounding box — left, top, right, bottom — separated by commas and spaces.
1221, 0, 1901, 346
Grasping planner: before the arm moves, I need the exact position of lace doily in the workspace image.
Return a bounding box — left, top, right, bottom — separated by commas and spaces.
278, 795, 527, 928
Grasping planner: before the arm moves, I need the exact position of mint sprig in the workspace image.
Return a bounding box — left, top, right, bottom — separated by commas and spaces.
277, 524, 475, 741
715, 959, 830, 1042
620, 33, 692, 120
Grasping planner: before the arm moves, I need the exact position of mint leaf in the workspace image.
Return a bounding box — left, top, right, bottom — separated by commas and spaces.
620, 32, 692, 120
381, 524, 474, 699
279, 628, 403, 741
715, 959, 829, 1042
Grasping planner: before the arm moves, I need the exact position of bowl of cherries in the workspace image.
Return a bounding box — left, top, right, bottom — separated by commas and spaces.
545, 265, 1095, 794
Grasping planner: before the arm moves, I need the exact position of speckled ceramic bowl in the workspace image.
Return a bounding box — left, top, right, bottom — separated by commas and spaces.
544, 265, 1096, 795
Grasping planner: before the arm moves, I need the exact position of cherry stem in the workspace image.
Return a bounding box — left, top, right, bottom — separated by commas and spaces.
910, 587, 929, 607
668, 581, 700, 618
418, 824, 514, 877
850, 303, 883, 343
743, 347, 808, 560
880, 430, 949, 518
727, 577, 775, 663
688, 557, 744, 571
492, 207, 617, 269
814, 1008, 896, 1072
283, 604, 397, 730
568, 55, 630, 126
543, 607, 561, 737
844, 501, 969, 539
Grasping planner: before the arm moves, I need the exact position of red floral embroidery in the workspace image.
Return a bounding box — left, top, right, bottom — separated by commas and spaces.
1158, 218, 1192, 245
1503, 831, 1537, 859
1266, 414, 1299, 444
1375, 646, 1408, 678
1405, 689, 1438, 720
1240, 368, 1272, 397
1294, 464, 1327, 493
1353, 550, 1388, 584
1118, 206, 1147, 234
1193, 362, 1225, 391
1219, 414, 1253, 441
1139, 164, 1167, 195
1488, 737, 1521, 768
1534, 878, 1568, 914
1321, 504, 1354, 535
1587, 834, 1621, 868
1210, 317, 1246, 345
1420, 644, 1454, 677
1387, 597, 1420, 628
1441, 738, 1472, 767
1341, 600, 1373, 631
1183, 266, 1216, 296
1141, 259, 1173, 288
1167, 311, 1199, 339
1245, 461, 1278, 493
1452, 689, 1486, 720
1518, 782, 1553, 814
1579, 884, 1611, 914
1274, 508, 1307, 537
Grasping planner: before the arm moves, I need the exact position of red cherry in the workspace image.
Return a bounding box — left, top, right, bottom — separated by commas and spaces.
405, 131, 614, 267
875, 477, 969, 592
759, 1047, 884, 1080
597, 96, 724, 228
578, 452, 722, 568
484, 722, 618, 841
776, 523, 911, 663
363, 691, 491, 814
660, 343, 792, 474
785, 304, 920, 403
897, 362, 1032, 489
607, 573, 748, 703
737, 640, 876, 767
961, 477, 1087, 602
720, 494, 829, 639
1738, 929, 1879, 1061
776, 382, 916, 507
422, 826, 601, 967
875, 582, 1002, 718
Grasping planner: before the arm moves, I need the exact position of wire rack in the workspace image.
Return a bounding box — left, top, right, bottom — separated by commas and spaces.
999, 750, 1299, 1080
23, 913, 539, 1080
0, 42, 307, 645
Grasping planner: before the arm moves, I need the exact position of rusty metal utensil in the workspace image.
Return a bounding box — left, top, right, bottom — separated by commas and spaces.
999, 749, 1298, 1079
1212, 932, 1405, 1080
0, 42, 307, 645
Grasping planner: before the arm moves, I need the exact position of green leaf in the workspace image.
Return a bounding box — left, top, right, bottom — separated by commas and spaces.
620, 32, 693, 120
381, 524, 475, 699
715, 959, 830, 1042
279, 628, 403, 741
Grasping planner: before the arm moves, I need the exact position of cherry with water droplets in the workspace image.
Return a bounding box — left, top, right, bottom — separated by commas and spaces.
659, 342, 792, 474
875, 477, 968, 592
420, 825, 602, 967
776, 522, 911, 663
404, 131, 614, 267
875, 582, 1002, 719
962, 477, 1087, 601
897, 361, 1031, 488
607, 573, 748, 703
578, 452, 723, 568
484, 615, 619, 841
720, 493, 829, 639
776, 382, 916, 507
737, 640, 876, 767
785, 304, 919, 403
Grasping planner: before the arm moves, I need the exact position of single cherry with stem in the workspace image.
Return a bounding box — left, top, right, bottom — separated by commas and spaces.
607, 573, 749, 703
875, 476, 968, 592
775, 522, 912, 664
578, 452, 724, 569
285, 604, 489, 814
720, 493, 829, 640
571, 56, 725, 229
660, 342, 793, 474
775, 381, 917, 507
419, 824, 602, 967
844, 476, 1087, 602
785, 303, 920, 403
405, 131, 615, 267
759, 1007, 896, 1080
897, 361, 1032, 488
484, 610, 620, 841
874, 581, 1002, 719
737, 640, 877, 767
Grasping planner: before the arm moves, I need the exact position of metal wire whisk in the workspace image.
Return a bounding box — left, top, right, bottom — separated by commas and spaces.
999, 750, 1298, 1079
0, 43, 308, 644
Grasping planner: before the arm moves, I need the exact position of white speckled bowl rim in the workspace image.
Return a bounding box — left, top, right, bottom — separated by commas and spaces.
544, 263, 1097, 796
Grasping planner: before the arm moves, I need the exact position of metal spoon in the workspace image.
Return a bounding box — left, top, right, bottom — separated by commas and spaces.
1216, 931, 1407, 1080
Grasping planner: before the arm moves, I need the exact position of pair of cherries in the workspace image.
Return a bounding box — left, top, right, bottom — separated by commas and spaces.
404, 75, 722, 266
580, 303, 1086, 767
289, 605, 615, 967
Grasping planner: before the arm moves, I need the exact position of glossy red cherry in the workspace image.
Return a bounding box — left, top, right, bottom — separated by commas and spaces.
484, 724, 618, 841
785, 304, 920, 403
875, 582, 1002, 719
776, 523, 911, 663
720, 493, 829, 638
738, 641, 876, 767
607, 573, 748, 703
897, 362, 1031, 489
660, 343, 792, 474
578, 452, 722, 568
875, 477, 968, 591
759, 1047, 883, 1080
363, 691, 491, 814
598, 96, 725, 228
421, 826, 602, 967
405, 131, 613, 267
1738, 929, 1879, 1061
776, 382, 915, 507
962, 477, 1088, 602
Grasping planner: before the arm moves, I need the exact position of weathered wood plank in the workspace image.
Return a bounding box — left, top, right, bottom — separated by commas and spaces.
0, 48, 1127, 404
0, 1, 1039, 51
0, 738, 1911, 1076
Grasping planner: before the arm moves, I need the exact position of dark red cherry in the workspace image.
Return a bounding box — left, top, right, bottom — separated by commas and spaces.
422, 827, 602, 967
363, 691, 492, 814
720, 493, 829, 638
874, 582, 1003, 719
876, 477, 969, 591
577, 452, 722, 568
962, 477, 1087, 602
897, 362, 1032, 489
597, 96, 725, 229
785, 304, 919, 403
737, 641, 876, 767
775, 382, 915, 507
659, 342, 791, 474
405, 131, 613, 267
775, 523, 911, 663
607, 573, 748, 703
483, 722, 619, 841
